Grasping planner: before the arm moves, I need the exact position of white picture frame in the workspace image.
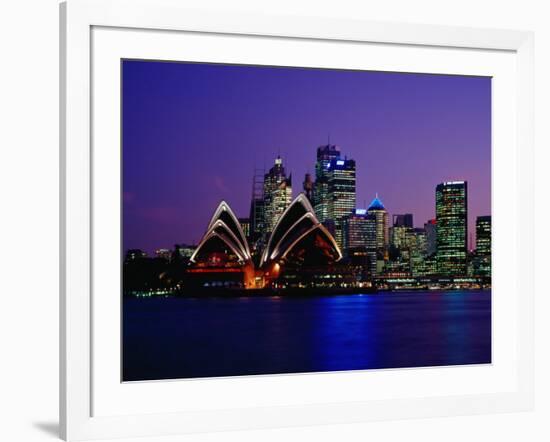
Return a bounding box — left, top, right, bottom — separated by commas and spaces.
60, 0, 534, 440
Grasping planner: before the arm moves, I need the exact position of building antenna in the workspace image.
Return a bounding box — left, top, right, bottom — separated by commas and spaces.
327, 133, 331, 145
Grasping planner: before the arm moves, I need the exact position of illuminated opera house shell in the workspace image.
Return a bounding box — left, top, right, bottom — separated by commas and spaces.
261, 194, 342, 268
189, 201, 252, 267
188, 194, 342, 289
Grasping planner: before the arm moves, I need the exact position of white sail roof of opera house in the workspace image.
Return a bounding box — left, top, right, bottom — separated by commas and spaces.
261, 193, 342, 266
190, 201, 252, 264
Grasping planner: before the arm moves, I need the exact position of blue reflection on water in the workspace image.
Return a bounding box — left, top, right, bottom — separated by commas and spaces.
123, 290, 491, 381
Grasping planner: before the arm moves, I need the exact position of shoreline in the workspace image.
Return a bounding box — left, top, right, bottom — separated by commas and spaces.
124, 286, 491, 298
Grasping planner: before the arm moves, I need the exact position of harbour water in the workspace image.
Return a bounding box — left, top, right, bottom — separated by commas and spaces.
123, 290, 491, 381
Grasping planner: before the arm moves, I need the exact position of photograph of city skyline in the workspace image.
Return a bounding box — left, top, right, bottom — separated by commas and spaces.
122, 60, 492, 381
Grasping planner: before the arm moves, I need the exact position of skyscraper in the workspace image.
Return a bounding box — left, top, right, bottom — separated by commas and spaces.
248, 168, 265, 248
263, 156, 292, 236
389, 216, 427, 276
424, 218, 437, 256
476, 216, 491, 255
409, 228, 428, 277
367, 195, 388, 252
313, 144, 341, 223
435, 181, 468, 276
326, 157, 356, 249
342, 209, 377, 276
342, 209, 370, 252
475, 215, 491, 278
367, 195, 388, 275
389, 225, 410, 254
390, 214, 413, 252
364, 213, 378, 277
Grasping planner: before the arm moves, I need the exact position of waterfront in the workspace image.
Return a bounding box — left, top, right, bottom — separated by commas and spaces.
123, 290, 491, 381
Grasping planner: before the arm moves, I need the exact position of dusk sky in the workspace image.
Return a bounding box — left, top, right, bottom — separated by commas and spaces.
122, 60, 491, 255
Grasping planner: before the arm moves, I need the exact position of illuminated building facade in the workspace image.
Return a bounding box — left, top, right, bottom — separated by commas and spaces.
476, 216, 491, 255
313, 144, 341, 223
409, 228, 427, 276
412, 254, 438, 277
389, 215, 427, 277
342, 209, 370, 252
390, 225, 411, 251
367, 195, 389, 253
263, 156, 292, 237
366, 195, 388, 275
343, 209, 377, 276
155, 248, 172, 261
174, 244, 196, 260
436, 181, 468, 276
474, 215, 491, 278
326, 157, 356, 249
238, 217, 250, 240
248, 168, 265, 247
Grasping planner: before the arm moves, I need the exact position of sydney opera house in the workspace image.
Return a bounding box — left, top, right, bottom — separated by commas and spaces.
185, 194, 346, 291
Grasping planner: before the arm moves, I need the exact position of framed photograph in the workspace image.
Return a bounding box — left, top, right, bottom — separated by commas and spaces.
60, 0, 534, 440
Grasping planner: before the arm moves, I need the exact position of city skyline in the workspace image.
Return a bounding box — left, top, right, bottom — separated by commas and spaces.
123, 60, 491, 255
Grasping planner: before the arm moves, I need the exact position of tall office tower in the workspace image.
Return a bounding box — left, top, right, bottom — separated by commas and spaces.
342, 209, 377, 276
303, 173, 314, 203
393, 214, 413, 228
364, 213, 378, 276
389, 216, 427, 276
390, 226, 408, 253
248, 168, 265, 247
313, 144, 341, 223
409, 228, 428, 276
263, 156, 292, 235
390, 214, 413, 251
342, 209, 370, 252
435, 181, 468, 276
367, 195, 388, 275
475, 215, 491, 278
424, 218, 437, 256
326, 157, 356, 249
367, 195, 389, 252
476, 216, 491, 255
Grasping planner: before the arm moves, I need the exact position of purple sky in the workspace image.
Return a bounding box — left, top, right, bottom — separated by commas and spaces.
122, 60, 491, 255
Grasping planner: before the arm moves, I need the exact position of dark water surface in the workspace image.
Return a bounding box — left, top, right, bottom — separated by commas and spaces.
122, 290, 491, 381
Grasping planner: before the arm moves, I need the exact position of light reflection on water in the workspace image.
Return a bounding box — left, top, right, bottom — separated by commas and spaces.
123, 290, 491, 381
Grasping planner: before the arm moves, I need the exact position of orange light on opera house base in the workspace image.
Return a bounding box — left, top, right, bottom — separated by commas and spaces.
186, 194, 342, 290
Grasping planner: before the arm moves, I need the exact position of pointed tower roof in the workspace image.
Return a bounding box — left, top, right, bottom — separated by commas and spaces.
368, 194, 386, 211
